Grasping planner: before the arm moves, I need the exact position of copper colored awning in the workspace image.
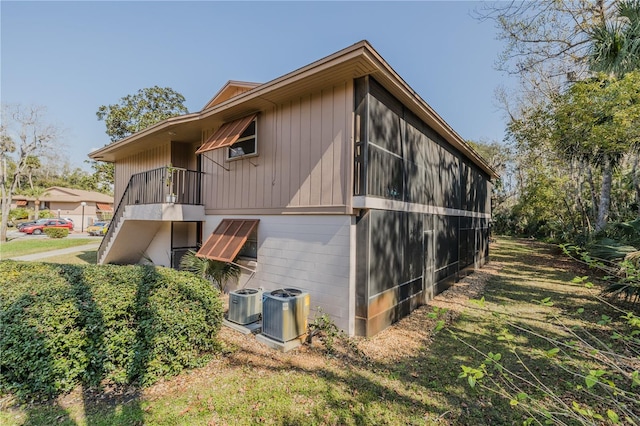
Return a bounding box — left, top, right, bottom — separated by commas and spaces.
96, 203, 113, 211
196, 219, 259, 262
195, 114, 257, 154
15, 200, 27, 206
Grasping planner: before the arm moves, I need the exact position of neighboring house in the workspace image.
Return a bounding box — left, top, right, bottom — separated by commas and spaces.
89, 41, 497, 337
12, 187, 114, 228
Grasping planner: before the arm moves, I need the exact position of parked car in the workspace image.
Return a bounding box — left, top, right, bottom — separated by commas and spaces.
17, 219, 48, 231
86, 221, 109, 236
20, 219, 74, 235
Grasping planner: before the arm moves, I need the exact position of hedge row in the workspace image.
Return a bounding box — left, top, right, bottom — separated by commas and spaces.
0, 261, 223, 400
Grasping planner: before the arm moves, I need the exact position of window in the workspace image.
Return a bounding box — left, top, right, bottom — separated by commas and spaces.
237, 227, 257, 259
227, 119, 257, 160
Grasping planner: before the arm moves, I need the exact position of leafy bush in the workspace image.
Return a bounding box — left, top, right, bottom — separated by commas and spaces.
9, 207, 29, 222
606, 218, 640, 248
306, 308, 341, 352
0, 262, 223, 401
43, 228, 69, 238
38, 210, 55, 219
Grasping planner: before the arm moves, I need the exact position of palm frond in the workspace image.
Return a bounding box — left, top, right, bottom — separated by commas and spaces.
179, 250, 241, 293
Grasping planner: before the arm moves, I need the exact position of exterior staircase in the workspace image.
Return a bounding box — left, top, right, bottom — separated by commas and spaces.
97, 167, 204, 265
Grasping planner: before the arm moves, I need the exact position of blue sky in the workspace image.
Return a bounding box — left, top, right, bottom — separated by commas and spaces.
2, 1, 513, 170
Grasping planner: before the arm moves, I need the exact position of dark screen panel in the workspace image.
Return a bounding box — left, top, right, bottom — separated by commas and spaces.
368, 95, 402, 155
369, 210, 402, 297
435, 215, 459, 270
355, 211, 370, 318
403, 212, 424, 283
367, 146, 404, 200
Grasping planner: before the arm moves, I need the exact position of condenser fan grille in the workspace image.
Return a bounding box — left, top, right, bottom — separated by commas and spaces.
270, 288, 302, 298
235, 288, 259, 295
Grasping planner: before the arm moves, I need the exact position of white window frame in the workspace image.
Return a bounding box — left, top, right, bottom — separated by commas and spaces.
227, 118, 258, 161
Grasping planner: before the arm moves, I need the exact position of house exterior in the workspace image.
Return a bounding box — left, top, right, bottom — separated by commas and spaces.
89, 41, 496, 337
11, 187, 114, 228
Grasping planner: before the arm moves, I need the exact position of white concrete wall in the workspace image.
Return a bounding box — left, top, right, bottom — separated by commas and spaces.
205, 214, 355, 335
145, 222, 172, 267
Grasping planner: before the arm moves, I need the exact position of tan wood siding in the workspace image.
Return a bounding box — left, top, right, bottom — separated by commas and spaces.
171, 141, 195, 169
114, 142, 171, 204
202, 81, 353, 213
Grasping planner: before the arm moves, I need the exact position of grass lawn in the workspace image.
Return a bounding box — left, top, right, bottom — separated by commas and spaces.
2, 237, 636, 425
42, 249, 98, 265
0, 238, 96, 259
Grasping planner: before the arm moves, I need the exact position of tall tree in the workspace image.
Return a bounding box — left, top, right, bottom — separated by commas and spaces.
552, 72, 640, 231
23, 155, 41, 191
96, 86, 188, 143
478, 0, 615, 98
0, 104, 60, 242
86, 160, 114, 193
484, 0, 640, 238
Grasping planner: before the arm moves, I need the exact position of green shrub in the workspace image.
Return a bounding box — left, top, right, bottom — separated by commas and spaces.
44, 228, 69, 238
9, 207, 29, 221
0, 262, 223, 401
38, 210, 55, 219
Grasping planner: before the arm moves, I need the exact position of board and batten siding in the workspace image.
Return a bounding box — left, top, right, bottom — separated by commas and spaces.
201, 81, 353, 214
114, 142, 172, 205
205, 214, 355, 335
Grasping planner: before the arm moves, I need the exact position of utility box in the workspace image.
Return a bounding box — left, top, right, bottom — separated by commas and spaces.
261, 288, 310, 342
228, 288, 263, 325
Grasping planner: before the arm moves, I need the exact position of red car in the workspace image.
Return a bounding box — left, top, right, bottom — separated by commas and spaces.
20, 219, 74, 235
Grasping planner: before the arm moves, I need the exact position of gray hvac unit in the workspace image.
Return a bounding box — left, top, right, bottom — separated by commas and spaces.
228, 288, 263, 325
261, 288, 310, 342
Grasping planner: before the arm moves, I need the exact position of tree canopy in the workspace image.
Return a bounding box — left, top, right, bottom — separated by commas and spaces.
96, 86, 188, 143
481, 0, 640, 239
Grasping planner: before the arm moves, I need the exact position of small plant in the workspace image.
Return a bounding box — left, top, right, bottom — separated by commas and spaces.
165, 163, 177, 202
179, 250, 240, 293
427, 306, 448, 332
43, 227, 68, 238
165, 163, 175, 187
307, 308, 340, 352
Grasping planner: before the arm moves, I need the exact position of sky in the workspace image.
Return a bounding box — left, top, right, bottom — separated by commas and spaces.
2, 1, 514, 171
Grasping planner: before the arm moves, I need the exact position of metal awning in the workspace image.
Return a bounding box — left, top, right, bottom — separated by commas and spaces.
195, 114, 257, 154
96, 202, 113, 211
196, 219, 259, 262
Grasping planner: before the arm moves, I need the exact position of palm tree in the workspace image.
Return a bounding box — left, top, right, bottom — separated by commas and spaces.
179, 250, 241, 293
589, 0, 640, 77
584, 0, 640, 232
24, 156, 41, 191
25, 187, 48, 220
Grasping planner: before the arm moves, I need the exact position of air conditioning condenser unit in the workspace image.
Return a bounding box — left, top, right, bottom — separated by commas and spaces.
261, 288, 310, 342
228, 288, 263, 325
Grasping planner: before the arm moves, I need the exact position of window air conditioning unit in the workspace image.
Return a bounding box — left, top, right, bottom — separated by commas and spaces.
228, 288, 263, 325
261, 288, 310, 342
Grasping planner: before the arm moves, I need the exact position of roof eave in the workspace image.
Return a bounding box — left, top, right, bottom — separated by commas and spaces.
89, 112, 201, 161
